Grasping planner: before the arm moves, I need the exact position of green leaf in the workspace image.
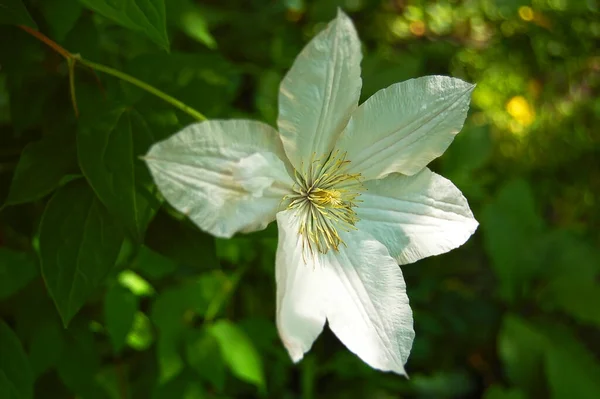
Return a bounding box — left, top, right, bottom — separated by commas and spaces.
536, 233, 600, 327
0, 0, 37, 28
78, 107, 158, 242
150, 271, 232, 383
481, 179, 545, 302
125, 52, 240, 120
543, 325, 600, 399
185, 328, 226, 391
56, 324, 109, 398
104, 284, 139, 353
78, 0, 169, 50
126, 312, 154, 351
5, 133, 77, 205
0, 248, 38, 300
0, 320, 34, 399
132, 246, 177, 280
498, 315, 547, 396
499, 315, 600, 398
483, 386, 527, 399
210, 320, 265, 391
145, 211, 217, 270
39, 0, 83, 42
28, 318, 65, 377
39, 180, 125, 327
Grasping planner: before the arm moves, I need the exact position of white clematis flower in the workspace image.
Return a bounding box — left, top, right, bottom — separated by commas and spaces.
144, 10, 478, 376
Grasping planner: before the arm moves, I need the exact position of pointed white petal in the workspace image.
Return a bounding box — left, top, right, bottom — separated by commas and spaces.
322, 231, 414, 375
278, 10, 362, 173
336, 76, 474, 180
357, 169, 478, 265
275, 210, 326, 362
145, 120, 294, 238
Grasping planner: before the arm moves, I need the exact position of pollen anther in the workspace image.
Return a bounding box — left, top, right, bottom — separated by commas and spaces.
286, 150, 363, 255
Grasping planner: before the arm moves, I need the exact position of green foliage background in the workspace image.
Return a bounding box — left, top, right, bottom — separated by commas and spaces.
1, 0, 599, 398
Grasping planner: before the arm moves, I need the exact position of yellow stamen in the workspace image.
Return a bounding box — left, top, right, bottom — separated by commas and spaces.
286, 150, 363, 255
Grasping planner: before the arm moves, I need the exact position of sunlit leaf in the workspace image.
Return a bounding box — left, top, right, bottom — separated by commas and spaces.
210, 320, 265, 391
78, 0, 169, 50
0, 320, 34, 399
39, 180, 125, 327
104, 284, 139, 353
185, 328, 226, 391
126, 312, 154, 351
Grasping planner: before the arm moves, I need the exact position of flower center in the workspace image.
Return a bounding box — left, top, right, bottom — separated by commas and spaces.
286, 150, 363, 254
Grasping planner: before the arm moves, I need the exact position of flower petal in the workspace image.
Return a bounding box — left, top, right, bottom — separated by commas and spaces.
322, 230, 414, 375
144, 120, 294, 238
357, 169, 478, 265
277, 9, 362, 173
336, 76, 474, 180
275, 210, 326, 362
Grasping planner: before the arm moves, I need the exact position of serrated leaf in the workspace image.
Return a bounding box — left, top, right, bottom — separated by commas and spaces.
78, 107, 159, 242
0, 248, 38, 300
0, 0, 37, 28
0, 320, 34, 399
185, 328, 225, 391
104, 284, 139, 353
39, 180, 125, 327
210, 320, 265, 391
78, 0, 169, 50
39, 0, 83, 42
6, 133, 77, 205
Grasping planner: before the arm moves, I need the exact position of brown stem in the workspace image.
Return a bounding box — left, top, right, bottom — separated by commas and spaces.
18, 25, 72, 60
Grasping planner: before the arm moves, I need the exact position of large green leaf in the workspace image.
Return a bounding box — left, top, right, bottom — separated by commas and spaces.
536, 232, 600, 327
56, 324, 109, 398
104, 284, 139, 353
0, 320, 34, 399
0, 248, 38, 300
210, 320, 265, 392
39, 0, 83, 42
145, 211, 217, 270
185, 328, 226, 391
5, 132, 77, 205
78, 0, 169, 50
0, 0, 37, 28
28, 318, 65, 377
39, 180, 125, 327
78, 107, 158, 242
481, 179, 545, 302
499, 315, 600, 398
150, 271, 233, 383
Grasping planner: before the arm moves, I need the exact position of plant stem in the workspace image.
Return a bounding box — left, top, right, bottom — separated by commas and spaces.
18, 25, 207, 121
77, 57, 206, 121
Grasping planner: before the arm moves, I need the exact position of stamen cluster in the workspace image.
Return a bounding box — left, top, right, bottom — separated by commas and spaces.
286, 151, 363, 254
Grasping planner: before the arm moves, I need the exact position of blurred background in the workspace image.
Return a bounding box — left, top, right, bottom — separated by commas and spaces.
1, 0, 599, 398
